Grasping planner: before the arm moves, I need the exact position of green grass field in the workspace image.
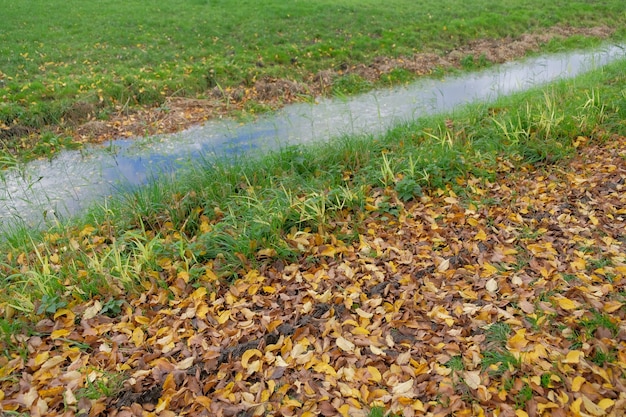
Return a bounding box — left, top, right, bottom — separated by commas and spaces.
1, 0, 625, 143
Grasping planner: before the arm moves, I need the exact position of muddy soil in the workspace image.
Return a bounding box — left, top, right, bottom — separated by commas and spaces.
3, 25, 615, 147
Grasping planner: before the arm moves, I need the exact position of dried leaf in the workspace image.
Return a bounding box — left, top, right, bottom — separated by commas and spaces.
485, 278, 498, 293
555, 297, 579, 310
563, 350, 584, 364
336, 336, 355, 353
392, 379, 414, 395
463, 370, 481, 390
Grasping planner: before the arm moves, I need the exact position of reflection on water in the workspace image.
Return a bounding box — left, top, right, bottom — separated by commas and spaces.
1, 44, 625, 229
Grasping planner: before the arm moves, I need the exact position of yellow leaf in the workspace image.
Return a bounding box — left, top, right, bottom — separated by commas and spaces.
262, 286, 276, 294
563, 350, 584, 364
313, 362, 337, 376
515, 411, 529, 417
39, 386, 64, 398
163, 372, 176, 391
467, 217, 479, 227
602, 300, 622, 313
196, 303, 209, 320
217, 310, 230, 324
53, 308, 75, 320
477, 385, 491, 401
474, 229, 487, 241
556, 297, 579, 310
40, 356, 65, 370
367, 366, 382, 383
50, 329, 70, 339
412, 399, 425, 412
571, 376, 586, 392
336, 336, 355, 353
351, 326, 370, 335
481, 263, 498, 277
320, 245, 337, 257
508, 329, 528, 350
257, 248, 277, 258
570, 258, 586, 271
34, 352, 50, 366
570, 397, 582, 414
204, 268, 218, 281
131, 327, 145, 347
177, 270, 190, 283
196, 395, 212, 410
241, 349, 262, 369
190, 287, 207, 301
337, 404, 351, 417
200, 220, 211, 233
598, 398, 614, 411
437, 258, 450, 272
79, 225, 95, 237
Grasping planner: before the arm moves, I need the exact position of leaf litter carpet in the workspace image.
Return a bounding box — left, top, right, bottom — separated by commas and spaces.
1, 135, 625, 416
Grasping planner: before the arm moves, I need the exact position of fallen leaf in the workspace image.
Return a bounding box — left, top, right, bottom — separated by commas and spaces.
508, 329, 528, 350
392, 379, 414, 396
336, 336, 355, 353
571, 376, 586, 392
563, 350, 584, 364
463, 370, 481, 390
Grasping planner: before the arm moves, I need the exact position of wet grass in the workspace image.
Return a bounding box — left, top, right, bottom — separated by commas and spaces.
1, 0, 626, 161
0, 57, 624, 317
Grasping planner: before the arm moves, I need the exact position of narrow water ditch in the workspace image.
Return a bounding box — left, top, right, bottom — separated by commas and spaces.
1, 44, 625, 229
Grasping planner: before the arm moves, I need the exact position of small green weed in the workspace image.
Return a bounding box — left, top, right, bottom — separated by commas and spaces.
36, 294, 68, 316
395, 177, 423, 201
485, 322, 512, 348
587, 257, 613, 270
591, 348, 617, 366
482, 349, 521, 376
444, 355, 465, 371
76, 370, 126, 401
515, 383, 533, 409
368, 406, 386, 417
580, 310, 618, 337
101, 299, 125, 318
0, 319, 30, 358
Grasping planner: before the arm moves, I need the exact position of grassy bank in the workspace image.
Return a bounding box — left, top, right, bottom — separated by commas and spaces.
1, 0, 626, 163
2, 51, 625, 319
0, 52, 624, 415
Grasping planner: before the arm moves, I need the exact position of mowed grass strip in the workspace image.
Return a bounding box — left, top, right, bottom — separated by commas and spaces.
1, 0, 625, 133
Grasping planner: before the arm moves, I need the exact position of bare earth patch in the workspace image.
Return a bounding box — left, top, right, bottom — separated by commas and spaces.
66, 25, 614, 145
